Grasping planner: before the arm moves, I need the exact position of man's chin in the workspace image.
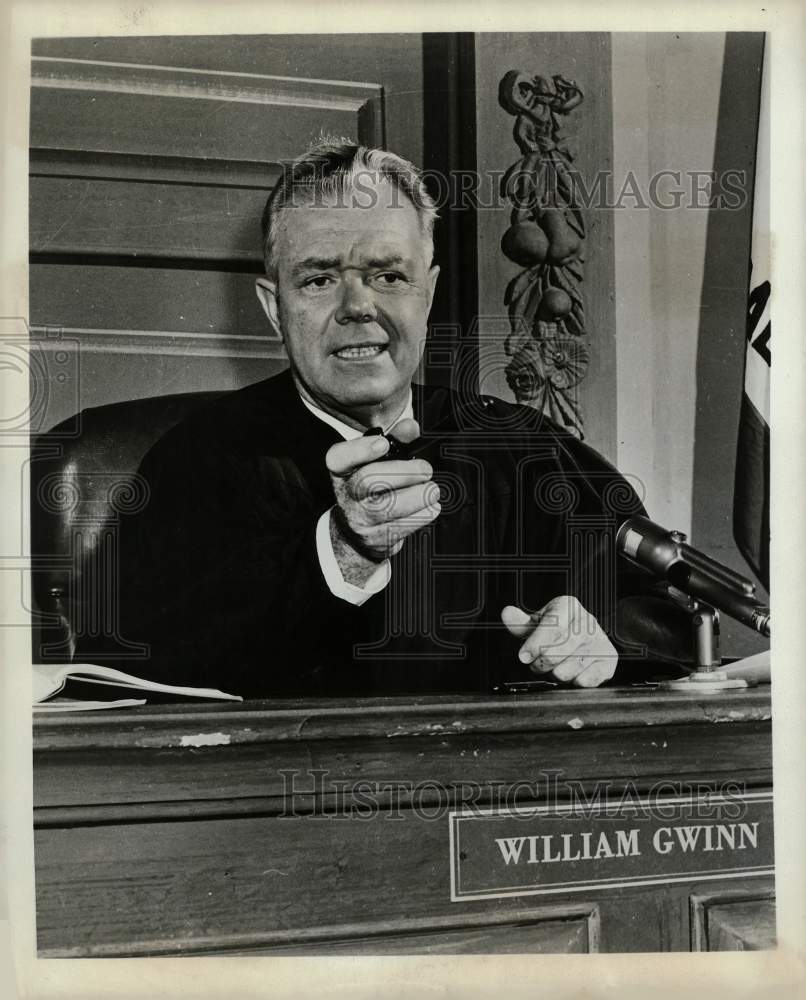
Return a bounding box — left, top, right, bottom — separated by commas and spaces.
328, 370, 409, 409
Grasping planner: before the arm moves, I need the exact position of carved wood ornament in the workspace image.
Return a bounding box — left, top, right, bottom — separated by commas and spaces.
498, 71, 588, 437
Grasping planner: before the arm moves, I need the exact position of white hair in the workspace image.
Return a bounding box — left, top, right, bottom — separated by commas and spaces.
261, 141, 439, 277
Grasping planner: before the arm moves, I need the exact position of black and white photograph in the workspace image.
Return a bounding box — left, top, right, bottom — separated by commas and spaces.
1, 3, 804, 996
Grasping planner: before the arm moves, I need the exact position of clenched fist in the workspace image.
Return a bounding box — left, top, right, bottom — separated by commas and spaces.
326, 418, 441, 586
501, 596, 618, 688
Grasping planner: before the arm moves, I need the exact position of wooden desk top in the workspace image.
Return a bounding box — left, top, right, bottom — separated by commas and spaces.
33, 684, 772, 750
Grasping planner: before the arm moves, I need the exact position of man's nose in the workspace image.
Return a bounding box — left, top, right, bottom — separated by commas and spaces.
335, 274, 376, 325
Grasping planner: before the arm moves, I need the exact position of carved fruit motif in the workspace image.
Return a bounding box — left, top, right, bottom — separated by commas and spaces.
540, 208, 581, 264
497, 67, 588, 437
538, 288, 573, 319
501, 221, 549, 267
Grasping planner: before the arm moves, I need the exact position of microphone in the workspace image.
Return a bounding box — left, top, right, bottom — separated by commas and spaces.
616, 516, 770, 639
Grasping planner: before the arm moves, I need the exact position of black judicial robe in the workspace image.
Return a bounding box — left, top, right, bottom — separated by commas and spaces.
105, 369, 651, 696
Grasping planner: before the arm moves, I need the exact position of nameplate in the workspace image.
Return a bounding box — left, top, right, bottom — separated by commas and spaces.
449, 791, 774, 902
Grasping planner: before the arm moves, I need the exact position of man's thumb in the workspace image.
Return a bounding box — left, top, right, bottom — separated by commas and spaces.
501, 605, 533, 637
387, 417, 420, 444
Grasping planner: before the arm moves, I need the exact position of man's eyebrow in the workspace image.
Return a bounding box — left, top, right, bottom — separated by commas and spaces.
361, 254, 409, 269
290, 256, 342, 276
291, 254, 412, 277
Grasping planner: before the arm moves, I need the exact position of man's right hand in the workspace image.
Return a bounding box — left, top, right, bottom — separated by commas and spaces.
325, 418, 441, 584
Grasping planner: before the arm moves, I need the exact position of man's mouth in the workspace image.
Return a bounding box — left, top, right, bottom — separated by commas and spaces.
333, 344, 387, 360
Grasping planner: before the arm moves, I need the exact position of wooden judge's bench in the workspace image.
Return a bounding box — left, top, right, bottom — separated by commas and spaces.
33, 685, 775, 956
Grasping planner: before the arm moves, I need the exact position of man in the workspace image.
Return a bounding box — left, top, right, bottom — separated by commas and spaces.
112, 142, 649, 696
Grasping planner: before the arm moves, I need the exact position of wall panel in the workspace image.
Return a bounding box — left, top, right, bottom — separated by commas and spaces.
28, 36, 427, 430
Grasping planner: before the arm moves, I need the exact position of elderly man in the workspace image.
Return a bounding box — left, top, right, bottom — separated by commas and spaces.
112, 142, 648, 696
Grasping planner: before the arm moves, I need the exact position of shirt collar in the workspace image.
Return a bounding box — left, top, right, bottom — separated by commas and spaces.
299, 390, 414, 441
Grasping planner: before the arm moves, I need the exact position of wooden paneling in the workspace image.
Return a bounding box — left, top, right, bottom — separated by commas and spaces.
27, 37, 426, 425
28, 35, 486, 423
35, 800, 600, 957
30, 55, 383, 268
690, 889, 776, 951
34, 789, 774, 956
33, 690, 773, 954
31, 34, 425, 168
706, 901, 776, 950
35, 769, 604, 956
30, 57, 383, 160
30, 263, 270, 338
29, 260, 284, 428
30, 176, 269, 265
34, 810, 689, 956
26, 334, 284, 432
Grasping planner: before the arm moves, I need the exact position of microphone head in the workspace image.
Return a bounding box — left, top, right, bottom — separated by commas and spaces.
616, 516, 683, 577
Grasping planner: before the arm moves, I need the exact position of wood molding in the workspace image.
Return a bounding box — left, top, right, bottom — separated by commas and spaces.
36, 900, 599, 958
30, 147, 281, 191
31, 56, 382, 115
30, 325, 286, 361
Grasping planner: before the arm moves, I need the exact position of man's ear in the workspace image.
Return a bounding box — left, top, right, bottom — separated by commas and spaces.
425, 265, 440, 315
255, 276, 282, 339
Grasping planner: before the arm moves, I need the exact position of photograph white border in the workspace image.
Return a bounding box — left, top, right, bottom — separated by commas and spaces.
2, 2, 804, 998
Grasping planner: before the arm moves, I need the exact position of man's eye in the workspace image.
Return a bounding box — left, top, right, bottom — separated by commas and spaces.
303, 275, 335, 289
375, 272, 406, 286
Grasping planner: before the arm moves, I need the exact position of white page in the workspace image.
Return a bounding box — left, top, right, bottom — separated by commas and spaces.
32, 662, 242, 704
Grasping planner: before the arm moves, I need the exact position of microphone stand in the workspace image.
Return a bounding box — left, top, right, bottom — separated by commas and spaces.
661, 587, 748, 692
617, 517, 770, 693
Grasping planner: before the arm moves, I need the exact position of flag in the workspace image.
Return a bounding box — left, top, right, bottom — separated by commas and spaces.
733, 41, 770, 591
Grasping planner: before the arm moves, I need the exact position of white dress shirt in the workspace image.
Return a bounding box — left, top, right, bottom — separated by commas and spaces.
300, 392, 414, 606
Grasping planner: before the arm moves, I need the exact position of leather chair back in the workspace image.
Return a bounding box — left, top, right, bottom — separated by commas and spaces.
31, 391, 224, 661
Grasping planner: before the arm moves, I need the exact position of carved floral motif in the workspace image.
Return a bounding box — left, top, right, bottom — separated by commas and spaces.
498, 70, 589, 436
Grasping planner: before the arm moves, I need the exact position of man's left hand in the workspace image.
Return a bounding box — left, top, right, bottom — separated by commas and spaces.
501, 596, 617, 688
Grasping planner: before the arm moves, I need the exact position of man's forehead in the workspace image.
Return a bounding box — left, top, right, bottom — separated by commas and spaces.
288, 172, 405, 209
279, 175, 419, 227
274, 179, 426, 267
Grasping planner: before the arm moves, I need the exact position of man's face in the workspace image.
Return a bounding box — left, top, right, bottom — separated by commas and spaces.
256, 176, 439, 422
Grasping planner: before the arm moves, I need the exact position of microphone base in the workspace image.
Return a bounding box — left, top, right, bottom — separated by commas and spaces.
660, 670, 748, 694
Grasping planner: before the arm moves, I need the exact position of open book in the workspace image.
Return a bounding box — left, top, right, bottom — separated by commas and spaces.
33, 662, 242, 712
